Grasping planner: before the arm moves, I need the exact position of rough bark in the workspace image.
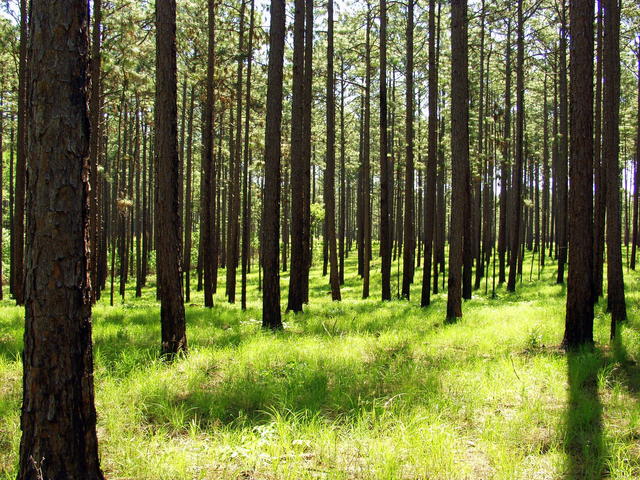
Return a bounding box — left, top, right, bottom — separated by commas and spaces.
564, 0, 594, 348
603, 0, 626, 333
18, 1, 104, 477
155, 0, 187, 357
447, 0, 468, 321
262, 0, 285, 329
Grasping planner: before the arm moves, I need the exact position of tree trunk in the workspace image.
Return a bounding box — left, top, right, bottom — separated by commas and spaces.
556, 2, 569, 284
564, 0, 594, 348
325, 0, 341, 301
183, 85, 195, 303
593, 0, 605, 299
155, 0, 187, 357
14, 0, 28, 305
379, 0, 392, 300
447, 0, 469, 321
241, 0, 255, 310
89, 0, 102, 303
202, 0, 216, 308
262, 0, 285, 329
603, 0, 626, 334
18, 1, 104, 477
421, 0, 438, 307
402, 0, 415, 299
507, 0, 525, 293
287, 0, 306, 312
498, 17, 511, 285
362, 2, 372, 299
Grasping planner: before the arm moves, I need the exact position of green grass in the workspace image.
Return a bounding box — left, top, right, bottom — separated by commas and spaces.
1, 250, 640, 479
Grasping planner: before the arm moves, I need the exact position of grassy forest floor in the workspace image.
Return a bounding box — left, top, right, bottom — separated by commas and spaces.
1, 251, 640, 479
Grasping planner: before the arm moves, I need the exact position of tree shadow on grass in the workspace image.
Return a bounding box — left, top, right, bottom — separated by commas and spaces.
564, 348, 607, 479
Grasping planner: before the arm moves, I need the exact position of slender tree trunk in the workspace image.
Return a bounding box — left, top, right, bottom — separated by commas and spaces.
604, 0, 626, 334
227, 0, 246, 304
241, 0, 255, 310
498, 17, 511, 285
183, 85, 195, 302
89, 0, 102, 303
18, 1, 104, 477
379, 0, 392, 300
447, 0, 469, 321
507, 0, 525, 293
14, 0, 28, 305
402, 0, 415, 299
325, 0, 341, 301
421, 0, 437, 307
155, 0, 187, 357
287, 0, 307, 312
593, 0, 605, 298
630, 52, 640, 270
556, 3, 569, 284
301, 0, 314, 303
362, 2, 372, 299
339, 60, 347, 285
202, 0, 216, 308
262, 0, 285, 329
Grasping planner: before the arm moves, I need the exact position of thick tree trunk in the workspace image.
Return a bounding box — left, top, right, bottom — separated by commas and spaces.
155, 0, 187, 357
564, 0, 595, 348
18, 1, 104, 477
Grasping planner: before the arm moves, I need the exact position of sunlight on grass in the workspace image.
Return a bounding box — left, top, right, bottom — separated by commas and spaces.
1, 251, 640, 479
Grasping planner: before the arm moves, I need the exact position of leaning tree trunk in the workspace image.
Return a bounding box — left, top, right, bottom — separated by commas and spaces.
18, 1, 104, 477
155, 0, 187, 357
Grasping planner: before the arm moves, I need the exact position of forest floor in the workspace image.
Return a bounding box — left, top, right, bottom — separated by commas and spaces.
1, 252, 640, 479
